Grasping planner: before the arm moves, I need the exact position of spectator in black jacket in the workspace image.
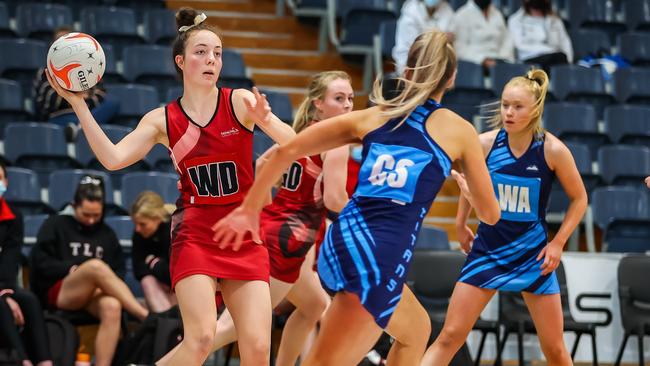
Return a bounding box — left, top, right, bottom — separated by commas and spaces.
30, 176, 149, 366
130, 191, 175, 312
33, 26, 119, 141
0, 161, 53, 366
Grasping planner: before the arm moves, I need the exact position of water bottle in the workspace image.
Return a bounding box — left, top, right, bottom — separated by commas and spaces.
75, 352, 91, 366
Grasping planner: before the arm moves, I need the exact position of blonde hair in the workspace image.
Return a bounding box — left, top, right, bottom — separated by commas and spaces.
130, 191, 170, 222
293, 71, 352, 133
487, 68, 549, 135
370, 30, 457, 124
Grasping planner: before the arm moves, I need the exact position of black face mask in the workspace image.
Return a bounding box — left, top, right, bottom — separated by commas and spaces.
527, 0, 548, 10
474, 0, 491, 10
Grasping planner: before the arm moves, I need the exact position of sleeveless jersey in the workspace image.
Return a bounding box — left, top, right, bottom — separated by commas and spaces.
458, 129, 559, 294
166, 87, 254, 208
261, 154, 327, 283
317, 99, 452, 328
166, 87, 269, 288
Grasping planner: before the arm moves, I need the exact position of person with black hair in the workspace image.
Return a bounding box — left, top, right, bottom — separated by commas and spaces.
0, 161, 53, 366
30, 175, 149, 366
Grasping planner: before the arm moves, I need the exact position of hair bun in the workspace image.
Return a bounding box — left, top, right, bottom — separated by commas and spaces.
176, 7, 199, 31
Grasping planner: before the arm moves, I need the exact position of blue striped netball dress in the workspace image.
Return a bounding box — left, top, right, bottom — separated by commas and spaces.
458, 129, 559, 295
317, 99, 452, 328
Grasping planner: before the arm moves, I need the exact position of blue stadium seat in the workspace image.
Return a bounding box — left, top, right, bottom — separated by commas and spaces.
597, 145, 650, 187
101, 44, 123, 83
547, 142, 599, 216
48, 169, 114, 211
624, 0, 650, 31
379, 19, 395, 60
592, 186, 650, 252
0, 3, 16, 38
261, 89, 293, 124
122, 45, 179, 100
23, 214, 49, 239
0, 79, 29, 135
569, 0, 626, 41
221, 49, 247, 79
415, 226, 450, 251
619, 32, 650, 66
445, 104, 478, 124
123, 254, 143, 297
4, 123, 80, 187
543, 102, 608, 160
570, 29, 611, 61
16, 3, 73, 42
4, 167, 52, 215
144, 8, 176, 45
550, 65, 614, 118
114, 0, 165, 22
338, 2, 396, 47
165, 86, 182, 103
121, 172, 178, 210
490, 63, 531, 96
501, 0, 523, 16
605, 105, 650, 148
144, 144, 174, 173
217, 77, 255, 90
104, 84, 159, 127
104, 215, 134, 241
444, 61, 494, 107
253, 128, 275, 161
50, 0, 104, 20
614, 68, 650, 104
0, 39, 47, 97
80, 6, 144, 59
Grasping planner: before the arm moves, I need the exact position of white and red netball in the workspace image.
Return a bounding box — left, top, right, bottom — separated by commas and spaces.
46, 32, 105, 92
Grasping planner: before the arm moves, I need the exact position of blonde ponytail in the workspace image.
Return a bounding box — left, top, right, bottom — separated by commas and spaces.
370, 31, 457, 125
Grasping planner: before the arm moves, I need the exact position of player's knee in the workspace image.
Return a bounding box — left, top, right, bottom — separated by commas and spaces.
540, 340, 569, 363
97, 296, 122, 322
186, 324, 216, 356
241, 337, 270, 365
435, 324, 467, 350
300, 295, 328, 322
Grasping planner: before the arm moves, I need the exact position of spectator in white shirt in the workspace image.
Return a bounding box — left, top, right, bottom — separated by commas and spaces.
507, 0, 573, 72
449, 0, 514, 72
392, 0, 455, 74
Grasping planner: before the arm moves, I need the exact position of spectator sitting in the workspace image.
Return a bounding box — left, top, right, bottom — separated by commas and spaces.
130, 191, 176, 313
30, 175, 149, 366
507, 0, 573, 72
393, 0, 455, 74
0, 161, 53, 366
32, 26, 119, 141
449, 0, 514, 72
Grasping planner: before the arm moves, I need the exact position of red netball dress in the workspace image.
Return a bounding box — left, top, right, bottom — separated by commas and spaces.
261, 154, 327, 283
166, 87, 269, 288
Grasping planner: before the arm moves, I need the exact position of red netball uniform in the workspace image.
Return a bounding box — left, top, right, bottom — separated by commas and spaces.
166, 87, 269, 288
261, 154, 327, 283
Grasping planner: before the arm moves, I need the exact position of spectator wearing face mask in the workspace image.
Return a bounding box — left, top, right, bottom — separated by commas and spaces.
507, 0, 573, 72
449, 0, 514, 71
393, 0, 455, 74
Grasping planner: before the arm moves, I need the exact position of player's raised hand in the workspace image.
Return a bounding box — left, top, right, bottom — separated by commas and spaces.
44, 68, 85, 107
244, 87, 272, 126
212, 205, 262, 251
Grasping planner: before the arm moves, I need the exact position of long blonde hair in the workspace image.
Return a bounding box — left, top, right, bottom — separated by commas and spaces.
370, 30, 457, 124
487, 68, 550, 135
292, 71, 352, 133
130, 191, 171, 222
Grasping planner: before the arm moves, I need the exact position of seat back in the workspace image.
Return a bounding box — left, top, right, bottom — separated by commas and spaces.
48, 169, 114, 211
597, 145, 650, 186
16, 3, 73, 41
121, 172, 179, 209
144, 8, 176, 44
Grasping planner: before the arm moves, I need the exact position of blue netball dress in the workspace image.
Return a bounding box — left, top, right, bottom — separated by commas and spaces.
317, 99, 452, 328
458, 129, 559, 295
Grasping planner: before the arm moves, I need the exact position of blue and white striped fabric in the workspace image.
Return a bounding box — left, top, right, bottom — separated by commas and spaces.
317, 98, 451, 328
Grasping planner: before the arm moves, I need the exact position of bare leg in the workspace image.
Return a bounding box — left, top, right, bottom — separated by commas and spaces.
56, 259, 148, 320
421, 282, 495, 366
220, 279, 273, 366
160, 274, 218, 366
85, 295, 122, 366
522, 292, 572, 366
383, 286, 431, 366
301, 292, 383, 366
141, 275, 173, 312
277, 269, 329, 366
